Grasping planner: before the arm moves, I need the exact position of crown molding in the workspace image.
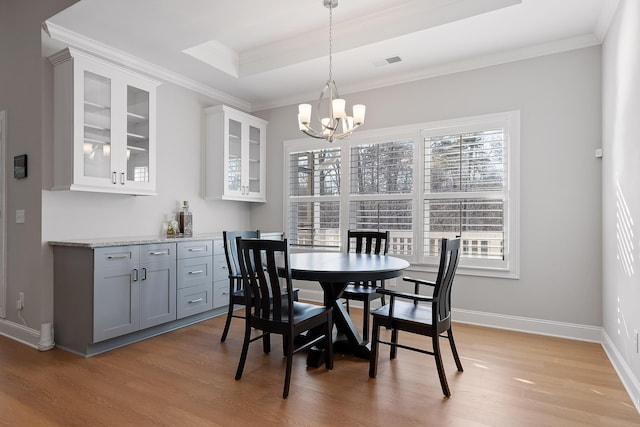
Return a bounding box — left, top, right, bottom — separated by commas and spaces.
43, 21, 251, 111
594, 0, 620, 41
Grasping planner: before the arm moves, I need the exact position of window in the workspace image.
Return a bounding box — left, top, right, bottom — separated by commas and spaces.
284, 111, 519, 278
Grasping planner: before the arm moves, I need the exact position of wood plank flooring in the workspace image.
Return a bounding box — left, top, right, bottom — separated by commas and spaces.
0, 309, 638, 426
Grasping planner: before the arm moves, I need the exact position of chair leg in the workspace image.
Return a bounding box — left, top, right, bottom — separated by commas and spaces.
282, 334, 295, 398
235, 320, 252, 380
263, 333, 271, 354
390, 329, 398, 359
447, 327, 464, 372
369, 316, 381, 378
433, 333, 451, 397
220, 301, 235, 342
345, 299, 350, 314
362, 300, 370, 342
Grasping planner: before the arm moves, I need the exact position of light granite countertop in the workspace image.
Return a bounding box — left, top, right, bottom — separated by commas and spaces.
48, 233, 224, 248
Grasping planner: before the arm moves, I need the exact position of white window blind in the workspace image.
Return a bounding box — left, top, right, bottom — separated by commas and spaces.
288, 147, 341, 249
421, 122, 512, 269
348, 140, 414, 255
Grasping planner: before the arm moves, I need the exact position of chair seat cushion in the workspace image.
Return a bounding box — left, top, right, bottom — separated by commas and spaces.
372, 300, 433, 326
343, 283, 381, 296
287, 301, 329, 323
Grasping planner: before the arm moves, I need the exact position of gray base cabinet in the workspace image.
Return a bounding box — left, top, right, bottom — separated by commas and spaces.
54, 243, 177, 354
52, 237, 228, 356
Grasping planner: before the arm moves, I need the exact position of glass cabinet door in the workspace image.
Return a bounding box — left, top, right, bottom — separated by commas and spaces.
248, 125, 261, 193
126, 85, 150, 184
83, 71, 112, 180
227, 118, 242, 193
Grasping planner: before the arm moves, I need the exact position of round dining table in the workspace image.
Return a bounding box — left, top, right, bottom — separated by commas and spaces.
287, 252, 410, 367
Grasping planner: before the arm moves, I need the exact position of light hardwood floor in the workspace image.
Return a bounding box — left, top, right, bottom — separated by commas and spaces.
1, 309, 639, 426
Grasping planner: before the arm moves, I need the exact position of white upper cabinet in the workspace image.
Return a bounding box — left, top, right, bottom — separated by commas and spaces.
204, 105, 267, 202
50, 48, 159, 195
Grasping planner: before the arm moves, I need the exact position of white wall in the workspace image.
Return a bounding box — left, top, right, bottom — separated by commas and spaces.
253, 46, 603, 333
602, 0, 640, 409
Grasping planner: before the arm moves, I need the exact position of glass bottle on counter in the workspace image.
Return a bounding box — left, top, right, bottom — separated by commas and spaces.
179, 200, 193, 236
166, 213, 179, 236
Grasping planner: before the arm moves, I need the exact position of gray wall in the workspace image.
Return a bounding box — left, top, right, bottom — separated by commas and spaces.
0, 0, 77, 334
253, 46, 603, 328
602, 0, 640, 406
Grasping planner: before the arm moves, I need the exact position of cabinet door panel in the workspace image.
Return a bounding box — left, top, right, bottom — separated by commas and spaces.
94, 269, 139, 342
139, 260, 176, 329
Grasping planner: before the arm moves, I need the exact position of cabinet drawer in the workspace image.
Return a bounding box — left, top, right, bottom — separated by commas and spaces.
177, 257, 212, 289
94, 246, 139, 274
178, 240, 213, 259
213, 256, 228, 282
213, 239, 224, 256
177, 283, 213, 319
139, 243, 175, 264
213, 280, 230, 309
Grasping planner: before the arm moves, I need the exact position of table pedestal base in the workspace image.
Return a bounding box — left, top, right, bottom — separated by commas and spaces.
302, 332, 371, 368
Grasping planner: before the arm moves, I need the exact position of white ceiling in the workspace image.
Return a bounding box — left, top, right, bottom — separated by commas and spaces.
43, 0, 617, 112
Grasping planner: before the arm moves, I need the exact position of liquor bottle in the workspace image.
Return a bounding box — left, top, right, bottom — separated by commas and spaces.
179, 200, 193, 236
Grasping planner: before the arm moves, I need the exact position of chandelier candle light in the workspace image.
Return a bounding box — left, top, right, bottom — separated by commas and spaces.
298, 0, 365, 142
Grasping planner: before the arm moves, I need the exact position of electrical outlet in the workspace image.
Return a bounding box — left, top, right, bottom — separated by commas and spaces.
16, 292, 24, 310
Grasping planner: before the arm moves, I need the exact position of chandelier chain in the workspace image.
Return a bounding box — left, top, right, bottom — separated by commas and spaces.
329, 4, 333, 82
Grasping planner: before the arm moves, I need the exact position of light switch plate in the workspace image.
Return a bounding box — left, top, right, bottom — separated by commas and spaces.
16, 209, 25, 224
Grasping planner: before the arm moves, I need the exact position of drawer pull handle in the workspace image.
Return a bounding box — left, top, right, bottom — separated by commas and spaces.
188, 270, 204, 275
150, 251, 168, 255
107, 254, 129, 259
188, 298, 204, 304
188, 248, 204, 252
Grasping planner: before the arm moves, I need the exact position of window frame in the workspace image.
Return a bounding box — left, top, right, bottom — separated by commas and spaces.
283, 111, 520, 279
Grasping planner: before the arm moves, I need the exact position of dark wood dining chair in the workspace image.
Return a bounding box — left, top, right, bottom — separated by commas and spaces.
369, 238, 463, 397
234, 238, 333, 398
342, 230, 390, 341
220, 230, 260, 342
220, 230, 299, 342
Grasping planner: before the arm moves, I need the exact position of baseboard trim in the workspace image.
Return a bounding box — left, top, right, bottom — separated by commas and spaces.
451, 308, 602, 342
0, 318, 40, 349
602, 330, 640, 414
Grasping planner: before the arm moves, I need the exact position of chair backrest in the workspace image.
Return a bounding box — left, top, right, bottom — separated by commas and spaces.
223, 230, 260, 279
432, 238, 461, 328
236, 238, 294, 323
347, 230, 390, 255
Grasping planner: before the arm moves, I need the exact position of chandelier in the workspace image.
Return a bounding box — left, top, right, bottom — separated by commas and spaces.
297, 0, 366, 143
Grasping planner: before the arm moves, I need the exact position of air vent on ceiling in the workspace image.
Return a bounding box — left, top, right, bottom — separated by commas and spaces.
372, 56, 403, 67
